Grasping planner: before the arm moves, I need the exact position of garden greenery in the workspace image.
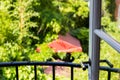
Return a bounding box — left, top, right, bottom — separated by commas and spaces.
0, 0, 120, 80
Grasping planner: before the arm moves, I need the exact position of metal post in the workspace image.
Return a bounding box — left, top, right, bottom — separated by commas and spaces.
89, 0, 101, 80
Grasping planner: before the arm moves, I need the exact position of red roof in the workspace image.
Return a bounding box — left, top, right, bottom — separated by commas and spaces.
48, 33, 82, 53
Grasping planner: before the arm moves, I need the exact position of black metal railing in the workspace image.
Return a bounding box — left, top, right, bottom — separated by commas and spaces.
0, 61, 88, 80
0, 60, 120, 80
99, 60, 120, 80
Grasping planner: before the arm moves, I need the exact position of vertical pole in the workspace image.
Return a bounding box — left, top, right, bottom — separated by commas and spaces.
89, 0, 101, 80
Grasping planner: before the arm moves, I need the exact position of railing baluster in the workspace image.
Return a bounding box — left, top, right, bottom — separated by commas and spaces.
16, 66, 19, 80
108, 71, 111, 80
118, 72, 120, 80
53, 66, 55, 80
34, 65, 37, 80
71, 66, 73, 80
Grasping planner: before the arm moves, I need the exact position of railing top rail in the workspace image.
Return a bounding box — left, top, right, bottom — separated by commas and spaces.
0, 61, 88, 68
0, 61, 120, 73
100, 66, 120, 73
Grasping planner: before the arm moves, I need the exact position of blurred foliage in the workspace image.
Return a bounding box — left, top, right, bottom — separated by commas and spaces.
0, 66, 47, 80
29, 43, 54, 61
102, 0, 115, 20
0, 0, 89, 62
0, 0, 120, 80
70, 27, 89, 53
